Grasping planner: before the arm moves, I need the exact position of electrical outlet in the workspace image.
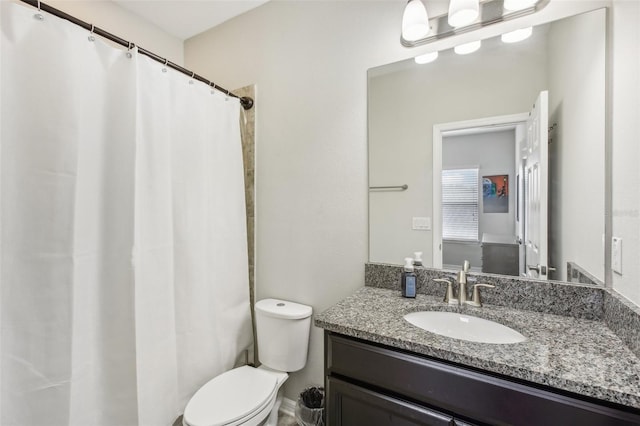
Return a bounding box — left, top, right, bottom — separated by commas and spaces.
612, 237, 622, 275
412, 217, 431, 231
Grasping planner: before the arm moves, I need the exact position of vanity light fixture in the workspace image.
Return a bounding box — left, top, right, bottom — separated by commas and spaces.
454, 40, 481, 55
402, 0, 430, 42
448, 0, 480, 28
400, 0, 549, 48
415, 51, 439, 64
503, 0, 538, 12
501, 26, 533, 43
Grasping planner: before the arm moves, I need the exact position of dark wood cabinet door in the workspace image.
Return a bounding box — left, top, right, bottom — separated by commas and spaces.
327, 377, 454, 426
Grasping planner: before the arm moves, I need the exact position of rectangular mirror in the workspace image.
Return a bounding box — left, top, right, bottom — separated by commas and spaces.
368, 8, 606, 285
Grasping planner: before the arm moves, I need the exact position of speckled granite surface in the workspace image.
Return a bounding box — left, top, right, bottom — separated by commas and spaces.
315, 287, 640, 409
604, 290, 640, 359
365, 263, 604, 320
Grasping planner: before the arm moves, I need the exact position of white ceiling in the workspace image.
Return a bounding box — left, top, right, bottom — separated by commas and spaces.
112, 0, 271, 40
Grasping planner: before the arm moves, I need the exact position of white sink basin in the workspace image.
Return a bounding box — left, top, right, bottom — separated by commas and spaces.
403, 311, 526, 344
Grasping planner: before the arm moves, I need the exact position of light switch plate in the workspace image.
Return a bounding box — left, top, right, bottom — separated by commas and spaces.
612, 237, 622, 275
412, 217, 431, 231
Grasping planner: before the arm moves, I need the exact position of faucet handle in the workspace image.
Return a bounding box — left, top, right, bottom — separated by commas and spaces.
434, 279, 458, 305
467, 283, 495, 307
462, 260, 470, 273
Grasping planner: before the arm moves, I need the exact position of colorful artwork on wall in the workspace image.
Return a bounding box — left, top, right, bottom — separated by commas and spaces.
483, 175, 509, 213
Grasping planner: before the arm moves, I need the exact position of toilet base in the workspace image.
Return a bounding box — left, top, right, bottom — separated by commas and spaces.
264, 387, 284, 426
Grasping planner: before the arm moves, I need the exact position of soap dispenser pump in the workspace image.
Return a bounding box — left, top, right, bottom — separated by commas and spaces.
413, 252, 423, 267
401, 257, 417, 298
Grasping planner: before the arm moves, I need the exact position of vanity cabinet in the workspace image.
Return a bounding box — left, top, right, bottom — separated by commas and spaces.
324, 332, 640, 426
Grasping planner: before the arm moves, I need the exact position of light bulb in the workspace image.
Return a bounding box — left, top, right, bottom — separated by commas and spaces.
501, 27, 533, 43
454, 40, 481, 55
415, 51, 439, 64
402, 0, 430, 41
448, 0, 479, 28
503, 0, 537, 12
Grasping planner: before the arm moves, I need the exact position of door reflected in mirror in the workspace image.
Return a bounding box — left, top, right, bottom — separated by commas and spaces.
368, 8, 605, 285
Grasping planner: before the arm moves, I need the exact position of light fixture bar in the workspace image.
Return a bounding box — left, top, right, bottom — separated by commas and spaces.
504, 0, 538, 11
448, 0, 480, 28
401, 0, 550, 48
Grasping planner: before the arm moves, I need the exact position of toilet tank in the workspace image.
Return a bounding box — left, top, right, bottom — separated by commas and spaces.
255, 299, 312, 372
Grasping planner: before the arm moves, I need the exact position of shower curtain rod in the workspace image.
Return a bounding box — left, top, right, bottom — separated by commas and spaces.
19, 0, 254, 110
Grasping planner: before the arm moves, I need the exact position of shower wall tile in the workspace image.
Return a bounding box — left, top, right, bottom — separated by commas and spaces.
235, 84, 256, 322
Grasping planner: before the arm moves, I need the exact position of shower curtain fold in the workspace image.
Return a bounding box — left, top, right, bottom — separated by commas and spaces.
0, 2, 252, 425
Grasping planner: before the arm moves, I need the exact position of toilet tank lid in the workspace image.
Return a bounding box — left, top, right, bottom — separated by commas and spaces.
256, 299, 312, 319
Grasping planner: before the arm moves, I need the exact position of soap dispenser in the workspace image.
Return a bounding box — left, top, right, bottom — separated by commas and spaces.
401, 257, 417, 298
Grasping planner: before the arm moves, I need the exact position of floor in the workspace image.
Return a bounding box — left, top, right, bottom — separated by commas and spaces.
176, 413, 297, 426
277, 413, 298, 426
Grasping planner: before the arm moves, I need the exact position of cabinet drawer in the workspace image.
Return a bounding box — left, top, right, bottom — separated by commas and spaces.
326, 332, 640, 426
327, 377, 455, 426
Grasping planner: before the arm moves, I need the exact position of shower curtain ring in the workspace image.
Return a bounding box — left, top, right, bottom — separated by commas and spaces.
162, 59, 168, 73
189, 72, 195, 85
126, 42, 134, 58
88, 24, 95, 42
34, 0, 44, 20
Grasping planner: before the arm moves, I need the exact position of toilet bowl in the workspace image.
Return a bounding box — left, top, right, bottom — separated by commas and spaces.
183, 299, 312, 426
183, 365, 287, 426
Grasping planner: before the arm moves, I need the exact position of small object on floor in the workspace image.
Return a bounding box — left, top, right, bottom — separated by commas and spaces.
295, 386, 325, 426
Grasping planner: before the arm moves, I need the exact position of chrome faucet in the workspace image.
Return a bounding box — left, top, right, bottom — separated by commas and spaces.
435, 261, 495, 307
457, 260, 470, 304
434, 278, 457, 305
467, 283, 496, 307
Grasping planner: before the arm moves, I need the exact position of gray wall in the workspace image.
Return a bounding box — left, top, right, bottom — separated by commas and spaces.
183, 0, 638, 403
46, 0, 183, 64
547, 9, 606, 282
611, 0, 640, 303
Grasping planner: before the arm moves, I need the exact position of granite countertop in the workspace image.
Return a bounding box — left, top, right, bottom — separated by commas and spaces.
315, 286, 640, 409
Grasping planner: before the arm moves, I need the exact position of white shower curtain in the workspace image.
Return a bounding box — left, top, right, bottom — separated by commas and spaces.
0, 2, 253, 425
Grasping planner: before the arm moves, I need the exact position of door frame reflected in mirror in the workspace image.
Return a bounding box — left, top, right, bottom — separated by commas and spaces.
432, 112, 529, 273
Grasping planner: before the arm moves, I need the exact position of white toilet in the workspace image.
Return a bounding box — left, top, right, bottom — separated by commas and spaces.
183, 298, 313, 426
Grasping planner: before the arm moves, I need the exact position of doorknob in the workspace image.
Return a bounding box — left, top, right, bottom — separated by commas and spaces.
528, 265, 555, 275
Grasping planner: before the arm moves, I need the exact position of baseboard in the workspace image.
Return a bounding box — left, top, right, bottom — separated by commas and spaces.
279, 397, 296, 417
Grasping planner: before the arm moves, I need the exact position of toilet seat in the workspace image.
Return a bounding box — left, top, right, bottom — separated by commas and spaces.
183, 366, 278, 426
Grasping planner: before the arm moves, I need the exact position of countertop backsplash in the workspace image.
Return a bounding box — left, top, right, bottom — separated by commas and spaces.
604, 290, 640, 359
